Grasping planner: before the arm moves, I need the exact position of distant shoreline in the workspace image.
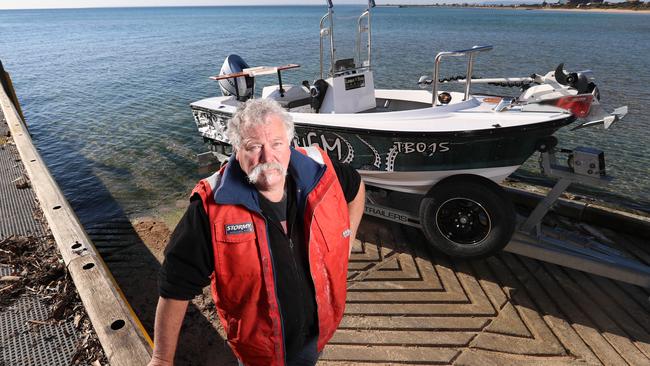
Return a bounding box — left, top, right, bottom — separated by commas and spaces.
384, 4, 650, 15
536, 7, 650, 14
2, 5, 649, 14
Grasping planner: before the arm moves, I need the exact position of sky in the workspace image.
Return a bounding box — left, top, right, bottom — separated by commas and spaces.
0, 1, 490, 10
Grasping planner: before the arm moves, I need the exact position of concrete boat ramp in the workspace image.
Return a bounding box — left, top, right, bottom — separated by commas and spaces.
321, 216, 650, 365
2, 66, 650, 365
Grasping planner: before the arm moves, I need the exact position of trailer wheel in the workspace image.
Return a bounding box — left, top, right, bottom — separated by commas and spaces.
419, 178, 515, 258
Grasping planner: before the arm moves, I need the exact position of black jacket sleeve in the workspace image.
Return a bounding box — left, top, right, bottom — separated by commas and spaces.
332, 161, 362, 203
158, 194, 214, 300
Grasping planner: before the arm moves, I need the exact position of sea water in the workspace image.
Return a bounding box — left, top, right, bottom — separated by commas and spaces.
1, 5, 649, 224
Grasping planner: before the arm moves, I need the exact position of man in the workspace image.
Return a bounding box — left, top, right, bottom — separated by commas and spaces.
149, 98, 365, 366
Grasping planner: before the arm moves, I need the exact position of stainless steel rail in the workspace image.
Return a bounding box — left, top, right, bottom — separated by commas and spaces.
431, 45, 493, 106
355, 1, 375, 70
319, 1, 335, 79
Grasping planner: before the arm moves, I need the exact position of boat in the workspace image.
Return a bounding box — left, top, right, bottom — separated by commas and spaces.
189, 0, 627, 257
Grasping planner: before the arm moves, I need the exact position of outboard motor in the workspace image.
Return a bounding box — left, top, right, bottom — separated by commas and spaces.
554, 63, 598, 96
219, 54, 254, 101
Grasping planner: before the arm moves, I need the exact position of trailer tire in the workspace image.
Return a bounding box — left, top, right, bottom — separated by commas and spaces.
419, 178, 515, 258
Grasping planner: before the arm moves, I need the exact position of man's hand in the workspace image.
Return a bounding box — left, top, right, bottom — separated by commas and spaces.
347, 180, 365, 257
147, 297, 190, 366
148, 354, 174, 366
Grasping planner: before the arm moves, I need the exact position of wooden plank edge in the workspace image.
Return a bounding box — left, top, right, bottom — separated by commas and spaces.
0, 61, 25, 122
0, 85, 153, 364
68, 254, 152, 366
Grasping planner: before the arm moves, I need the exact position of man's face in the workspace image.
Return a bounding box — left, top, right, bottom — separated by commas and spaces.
235, 114, 291, 193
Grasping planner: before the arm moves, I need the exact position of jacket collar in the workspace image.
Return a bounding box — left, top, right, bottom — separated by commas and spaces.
213, 147, 327, 212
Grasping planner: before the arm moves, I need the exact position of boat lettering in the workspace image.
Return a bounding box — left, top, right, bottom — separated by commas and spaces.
392, 141, 450, 155
344, 75, 365, 90
295, 132, 345, 161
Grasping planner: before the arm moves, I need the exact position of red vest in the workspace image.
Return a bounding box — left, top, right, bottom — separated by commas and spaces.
192, 147, 350, 366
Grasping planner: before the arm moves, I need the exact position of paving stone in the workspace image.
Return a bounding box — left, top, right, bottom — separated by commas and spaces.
560, 268, 650, 365
517, 256, 602, 365
347, 253, 466, 302
617, 281, 650, 314
568, 268, 650, 359
591, 276, 650, 333
430, 256, 463, 295
499, 255, 573, 349
541, 262, 629, 365
454, 349, 595, 366
484, 303, 531, 337
321, 344, 459, 363
364, 252, 422, 280
344, 302, 495, 315
320, 363, 422, 366
331, 330, 475, 346
450, 260, 496, 315
338, 316, 488, 330
320, 362, 423, 366
345, 257, 495, 315
469, 259, 509, 311
329, 213, 650, 365
590, 279, 650, 360
346, 290, 466, 303
348, 254, 443, 292
610, 231, 650, 266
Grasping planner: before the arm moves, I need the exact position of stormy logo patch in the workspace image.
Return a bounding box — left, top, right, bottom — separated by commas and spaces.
225, 222, 254, 235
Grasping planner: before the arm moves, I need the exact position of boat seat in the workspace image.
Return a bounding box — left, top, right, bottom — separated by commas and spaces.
262, 84, 311, 110
277, 96, 311, 109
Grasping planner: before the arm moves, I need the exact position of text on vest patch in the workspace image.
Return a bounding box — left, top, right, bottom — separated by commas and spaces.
225, 222, 254, 235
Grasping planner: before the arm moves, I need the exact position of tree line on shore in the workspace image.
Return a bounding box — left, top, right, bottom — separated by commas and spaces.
382, 1, 649, 10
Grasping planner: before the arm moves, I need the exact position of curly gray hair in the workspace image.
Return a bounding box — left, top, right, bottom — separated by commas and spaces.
227, 98, 295, 149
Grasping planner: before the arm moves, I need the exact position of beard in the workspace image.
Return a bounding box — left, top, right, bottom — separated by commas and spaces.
247, 162, 287, 185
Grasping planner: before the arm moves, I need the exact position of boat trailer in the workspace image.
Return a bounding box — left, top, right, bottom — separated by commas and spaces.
365, 146, 650, 289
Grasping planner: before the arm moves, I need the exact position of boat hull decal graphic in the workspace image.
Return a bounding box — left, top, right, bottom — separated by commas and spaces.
291, 125, 561, 173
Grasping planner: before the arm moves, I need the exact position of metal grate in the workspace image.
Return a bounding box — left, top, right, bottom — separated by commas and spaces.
0, 112, 81, 365
0, 296, 78, 366
0, 112, 44, 239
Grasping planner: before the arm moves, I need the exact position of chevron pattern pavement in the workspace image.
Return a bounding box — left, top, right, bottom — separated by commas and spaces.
320, 217, 650, 365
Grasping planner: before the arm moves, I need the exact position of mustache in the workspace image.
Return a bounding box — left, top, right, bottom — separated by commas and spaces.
247, 162, 286, 184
